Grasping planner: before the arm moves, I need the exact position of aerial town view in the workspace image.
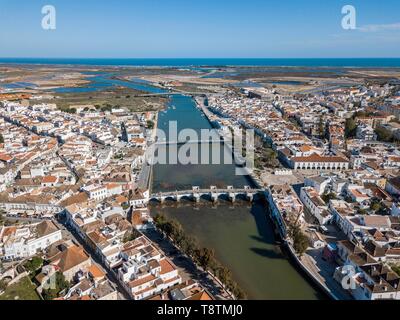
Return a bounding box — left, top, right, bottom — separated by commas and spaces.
1, 0, 400, 313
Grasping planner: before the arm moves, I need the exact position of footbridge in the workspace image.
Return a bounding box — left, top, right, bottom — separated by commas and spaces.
150, 185, 263, 203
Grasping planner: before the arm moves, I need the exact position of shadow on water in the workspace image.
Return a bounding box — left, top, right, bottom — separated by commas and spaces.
250, 247, 283, 260
248, 200, 329, 300
249, 200, 279, 245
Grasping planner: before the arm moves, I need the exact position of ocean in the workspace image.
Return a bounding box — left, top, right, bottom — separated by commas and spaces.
0, 58, 400, 67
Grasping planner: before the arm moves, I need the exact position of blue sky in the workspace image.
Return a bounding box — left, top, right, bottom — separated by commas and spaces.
0, 0, 399, 58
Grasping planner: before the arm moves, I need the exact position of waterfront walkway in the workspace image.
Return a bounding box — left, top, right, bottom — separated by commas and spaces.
301, 249, 353, 300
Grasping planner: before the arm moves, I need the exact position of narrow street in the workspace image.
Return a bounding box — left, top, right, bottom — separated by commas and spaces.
55, 214, 131, 300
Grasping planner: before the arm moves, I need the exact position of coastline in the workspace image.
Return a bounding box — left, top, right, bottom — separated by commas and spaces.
2, 58, 400, 68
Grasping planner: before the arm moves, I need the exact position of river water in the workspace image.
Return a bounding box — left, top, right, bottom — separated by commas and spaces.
79, 75, 324, 299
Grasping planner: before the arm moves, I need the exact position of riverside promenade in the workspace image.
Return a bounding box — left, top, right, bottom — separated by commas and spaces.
286, 243, 353, 300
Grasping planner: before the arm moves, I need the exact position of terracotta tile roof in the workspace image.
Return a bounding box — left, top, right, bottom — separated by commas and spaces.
36, 220, 59, 237
128, 274, 155, 288
88, 264, 106, 279
292, 153, 348, 163
42, 176, 57, 184
188, 290, 213, 300
115, 195, 128, 204
50, 245, 90, 273
160, 258, 176, 275
0, 153, 12, 162
61, 192, 89, 207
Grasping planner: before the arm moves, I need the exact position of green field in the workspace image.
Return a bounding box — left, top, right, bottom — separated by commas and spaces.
0, 276, 40, 300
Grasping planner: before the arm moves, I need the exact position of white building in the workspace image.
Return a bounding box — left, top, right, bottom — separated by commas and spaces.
356, 124, 376, 141
0, 220, 62, 260
83, 184, 108, 201
304, 175, 331, 195
290, 153, 349, 171
300, 186, 331, 225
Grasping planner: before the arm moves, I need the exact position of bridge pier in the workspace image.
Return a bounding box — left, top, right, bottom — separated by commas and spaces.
228, 192, 236, 203
210, 193, 218, 203
192, 193, 200, 203
246, 193, 254, 202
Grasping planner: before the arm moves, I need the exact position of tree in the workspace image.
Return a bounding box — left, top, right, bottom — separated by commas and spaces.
154, 213, 166, 228
290, 225, 309, 256
24, 256, 43, 273
42, 288, 58, 300
216, 266, 232, 285
183, 236, 198, 258
0, 279, 7, 292
358, 208, 368, 215
375, 126, 393, 142
259, 148, 279, 168
390, 264, 400, 277
318, 117, 325, 138
345, 117, 357, 138
123, 228, 142, 243
370, 200, 383, 213
42, 272, 69, 300
0, 210, 4, 226
146, 120, 154, 129
55, 272, 69, 292
196, 248, 215, 271
321, 192, 337, 204
235, 287, 247, 300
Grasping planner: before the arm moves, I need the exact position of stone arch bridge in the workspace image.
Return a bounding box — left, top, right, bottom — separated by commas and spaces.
150, 186, 263, 203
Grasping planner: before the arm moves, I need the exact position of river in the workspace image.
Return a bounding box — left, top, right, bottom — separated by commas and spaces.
82, 74, 324, 299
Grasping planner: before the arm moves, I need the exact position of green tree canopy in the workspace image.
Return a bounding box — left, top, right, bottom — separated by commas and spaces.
123, 228, 142, 243
375, 126, 394, 142
345, 117, 357, 138
24, 256, 43, 273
